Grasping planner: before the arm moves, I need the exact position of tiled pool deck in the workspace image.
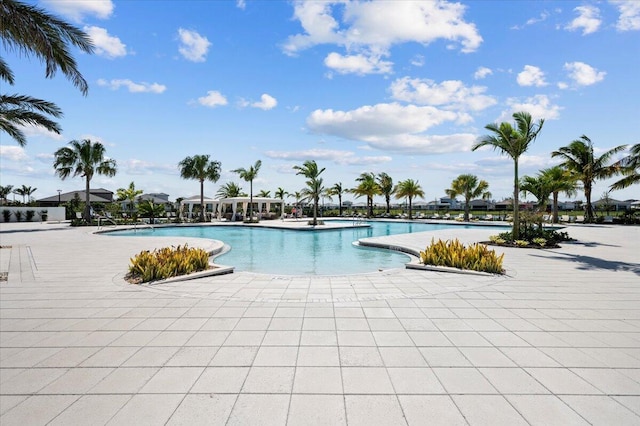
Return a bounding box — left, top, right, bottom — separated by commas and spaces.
1, 220, 639, 425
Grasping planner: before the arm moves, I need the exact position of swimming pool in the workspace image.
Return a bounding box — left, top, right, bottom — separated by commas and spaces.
109, 221, 498, 275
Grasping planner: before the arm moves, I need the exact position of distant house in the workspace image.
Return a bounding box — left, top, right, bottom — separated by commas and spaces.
38, 188, 113, 207
593, 198, 633, 211
469, 199, 495, 211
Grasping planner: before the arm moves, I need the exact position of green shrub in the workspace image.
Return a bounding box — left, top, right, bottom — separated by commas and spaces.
532, 237, 547, 247
26, 210, 35, 222
14, 211, 23, 222
2, 210, 10, 222
419, 238, 504, 274
514, 240, 529, 247
128, 244, 210, 283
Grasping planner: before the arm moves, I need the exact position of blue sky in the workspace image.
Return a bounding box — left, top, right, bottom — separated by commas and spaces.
2, 0, 639, 205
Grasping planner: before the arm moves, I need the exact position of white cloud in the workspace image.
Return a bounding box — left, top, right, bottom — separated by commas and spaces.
283, 0, 482, 73
197, 90, 228, 107
264, 149, 392, 166
611, 1, 640, 31
389, 77, 497, 112
511, 11, 551, 30
324, 52, 393, 75
473, 66, 492, 80
42, 0, 113, 21
177, 28, 211, 62
411, 54, 425, 67
236, 0, 246, 10
565, 5, 601, 35
97, 79, 166, 93
20, 124, 63, 140
124, 159, 177, 175
84, 26, 127, 58
306, 102, 476, 154
251, 94, 278, 110
564, 61, 606, 86
516, 65, 547, 87
0, 145, 29, 161
557, 82, 569, 90
501, 95, 562, 121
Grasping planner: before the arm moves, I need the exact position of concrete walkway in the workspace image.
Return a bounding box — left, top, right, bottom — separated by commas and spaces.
0, 221, 639, 425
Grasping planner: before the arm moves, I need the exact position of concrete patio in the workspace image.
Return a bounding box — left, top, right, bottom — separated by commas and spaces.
0, 221, 639, 425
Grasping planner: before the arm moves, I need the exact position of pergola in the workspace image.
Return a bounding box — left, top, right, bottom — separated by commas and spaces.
180, 196, 285, 221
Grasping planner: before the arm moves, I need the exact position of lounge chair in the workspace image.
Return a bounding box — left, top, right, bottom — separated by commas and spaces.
560, 215, 570, 222
575, 215, 584, 223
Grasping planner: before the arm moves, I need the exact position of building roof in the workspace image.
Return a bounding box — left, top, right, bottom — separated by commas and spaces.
38, 189, 113, 203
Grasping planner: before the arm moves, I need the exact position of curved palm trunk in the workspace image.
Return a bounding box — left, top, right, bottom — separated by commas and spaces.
338, 194, 343, 216
408, 196, 413, 220
385, 196, 390, 214
584, 183, 593, 223
84, 176, 91, 222
199, 179, 205, 222
552, 192, 559, 224
513, 159, 520, 239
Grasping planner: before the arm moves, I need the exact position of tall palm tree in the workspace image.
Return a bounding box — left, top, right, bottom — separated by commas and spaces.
377, 172, 394, 214
540, 166, 578, 223
232, 160, 261, 220
327, 182, 344, 216
445, 174, 490, 222
116, 181, 143, 219
293, 160, 325, 226
351, 172, 380, 218
0, 185, 13, 205
552, 135, 627, 223
1, 0, 94, 146
216, 182, 244, 198
394, 179, 425, 220
611, 143, 640, 191
178, 155, 221, 222
53, 139, 117, 222
473, 111, 545, 238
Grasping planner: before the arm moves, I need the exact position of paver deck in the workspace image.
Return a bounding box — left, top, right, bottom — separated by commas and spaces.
1, 220, 639, 425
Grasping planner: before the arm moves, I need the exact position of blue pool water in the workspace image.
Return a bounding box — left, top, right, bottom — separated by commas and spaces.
109, 221, 497, 275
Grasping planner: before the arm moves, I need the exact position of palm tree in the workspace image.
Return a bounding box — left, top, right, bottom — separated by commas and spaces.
445, 174, 490, 222
351, 172, 380, 218
53, 139, 117, 222
1, 0, 93, 146
519, 175, 551, 213
232, 160, 262, 220
257, 190, 271, 198
216, 182, 244, 198
275, 187, 288, 200
552, 135, 627, 223
12, 185, 36, 204
327, 182, 345, 216
178, 155, 221, 222
473, 111, 545, 238
1, 95, 63, 146
611, 143, 640, 190
137, 200, 165, 225
394, 179, 425, 220
540, 166, 578, 224
0, 185, 13, 205
377, 172, 394, 214
293, 160, 325, 226
116, 181, 143, 219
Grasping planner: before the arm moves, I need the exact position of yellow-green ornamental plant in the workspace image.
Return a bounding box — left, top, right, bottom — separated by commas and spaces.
420, 238, 504, 274
128, 245, 209, 283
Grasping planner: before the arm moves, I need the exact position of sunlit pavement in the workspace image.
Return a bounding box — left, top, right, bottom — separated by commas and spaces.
1, 220, 639, 425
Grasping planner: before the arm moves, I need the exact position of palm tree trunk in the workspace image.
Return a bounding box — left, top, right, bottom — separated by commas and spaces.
513, 159, 520, 239
249, 180, 253, 220
313, 195, 318, 225
585, 183, 593, 223
199, 179, 205, 222
552, 192, 559, 224
84, 176, 91, 222
408, 197, 413, 219
338, 194, 342, 216
464, 197, 470, 222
